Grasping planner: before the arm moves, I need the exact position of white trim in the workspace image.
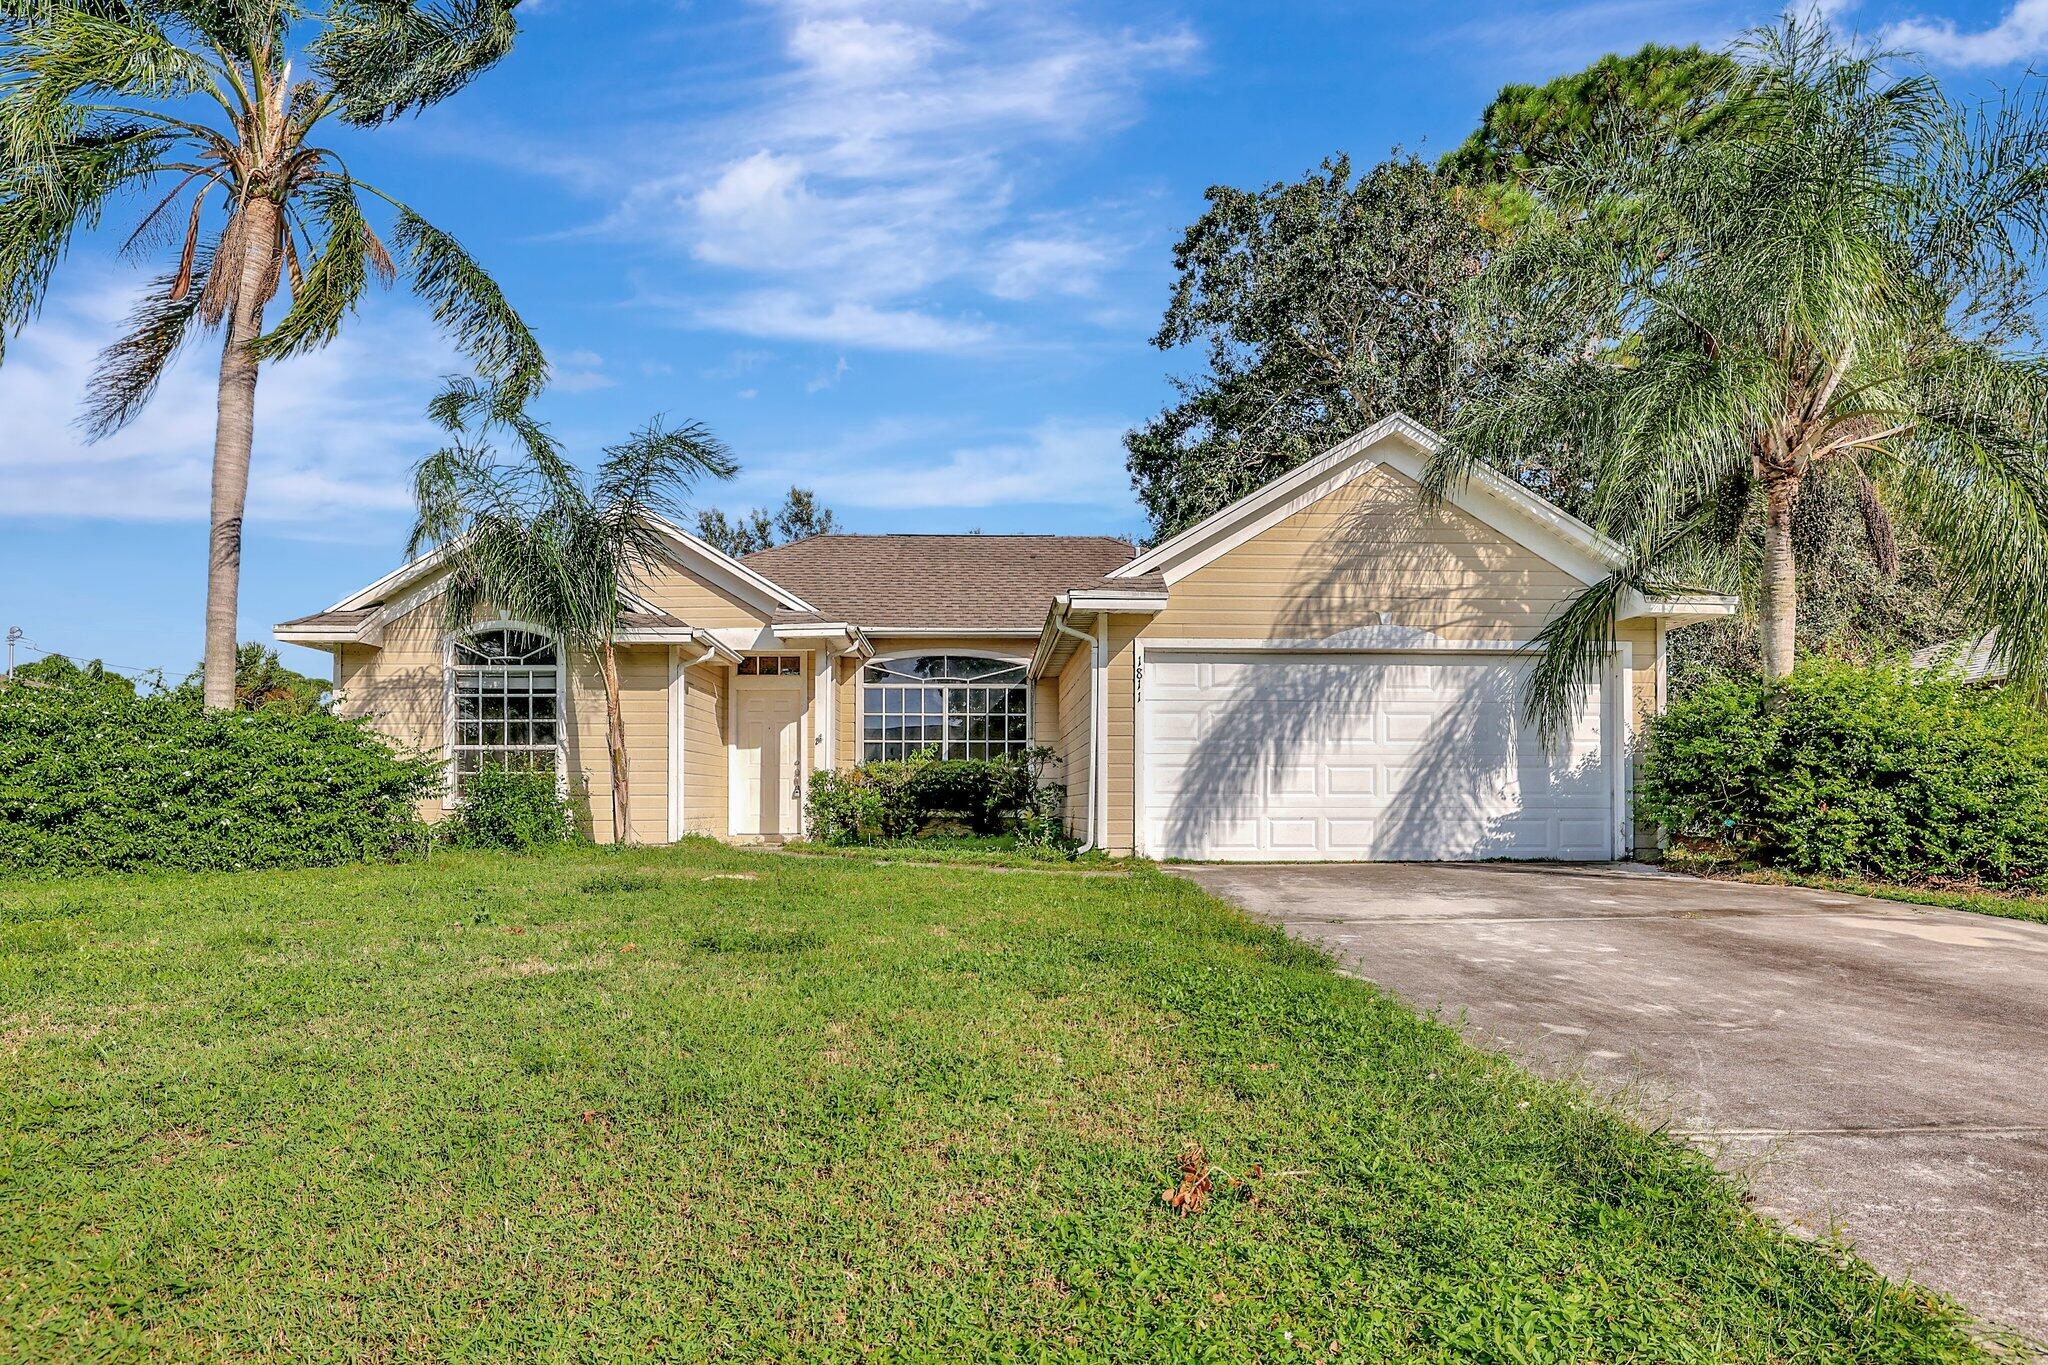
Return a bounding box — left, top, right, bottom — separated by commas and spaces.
1137, 635, 1536, 654
330, 541, 459, 612
862, 627, 1046, 638
816, 647, 835, 777
441, 619, 568, 809
322, 517, 813, 619
1132, 638, 1147, 858
642, 516, 815, 612
1625, 591, 1740, 622
728, 669, 807, 838
667, 646, 682, 843
1065, 591, 1168, 614
1092, 613, 1109, 850
854, 648, 1034, 764
1136, 638, 1630, 861
1109, 413, 1633, 589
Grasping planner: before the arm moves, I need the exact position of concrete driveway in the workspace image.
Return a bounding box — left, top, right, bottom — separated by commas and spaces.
1171, 861, 2048, 1345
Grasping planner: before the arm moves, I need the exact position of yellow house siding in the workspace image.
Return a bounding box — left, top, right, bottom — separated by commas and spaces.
631, 559, 770, 628
333, 604, 450, 819
563, 644, 669, 844
330, 589, 673, 842
1055, 643, 1092, 840
1101, 616, 1145, 856
684, 662, 730, 836
834, 654, 859, 769
1144, 463, 1584, 642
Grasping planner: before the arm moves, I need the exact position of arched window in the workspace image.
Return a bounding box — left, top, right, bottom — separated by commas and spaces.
861, 654, 1028, 762
449, 626, 560, 795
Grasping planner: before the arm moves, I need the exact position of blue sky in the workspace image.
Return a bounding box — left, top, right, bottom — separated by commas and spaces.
2, 0, 2040, 682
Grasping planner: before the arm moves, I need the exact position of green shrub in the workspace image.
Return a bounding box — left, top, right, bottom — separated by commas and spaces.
1643, 660, 2048, 888
805, 748, 1073, 849
440, 767, 580, 852
0, 687, 438, 876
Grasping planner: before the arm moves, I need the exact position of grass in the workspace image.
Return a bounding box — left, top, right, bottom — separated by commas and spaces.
782, 832, 1133, 870
1663, 850, 2048, 927
0, 839, 2003, 1360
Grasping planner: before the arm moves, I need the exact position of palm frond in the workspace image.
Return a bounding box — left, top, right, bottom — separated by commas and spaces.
79, 244, 213, 436
251, 179, 380, 360
311, 0, 519, 127
0, 114, 163, 359
390, 206, 546, 405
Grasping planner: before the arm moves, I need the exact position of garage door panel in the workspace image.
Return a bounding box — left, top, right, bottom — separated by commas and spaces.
1142, 651, 1614, 862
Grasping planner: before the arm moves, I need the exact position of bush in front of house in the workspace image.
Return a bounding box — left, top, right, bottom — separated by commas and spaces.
806, 748, 1071, 849
0, 685, 439, 876
1643, 660, 2048, 889
440, 766, 581, 852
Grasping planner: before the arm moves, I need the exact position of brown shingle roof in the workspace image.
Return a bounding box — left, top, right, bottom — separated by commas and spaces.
275, 608, 375, 634
741, 534, 1137, 632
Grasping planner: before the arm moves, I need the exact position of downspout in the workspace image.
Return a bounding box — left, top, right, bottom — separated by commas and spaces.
1049, 598, 1101, 852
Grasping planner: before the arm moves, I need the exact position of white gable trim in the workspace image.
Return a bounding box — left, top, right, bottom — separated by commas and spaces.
1108, 413, 1629, 588
322, 517, 814, 618
640, 516, 816, 614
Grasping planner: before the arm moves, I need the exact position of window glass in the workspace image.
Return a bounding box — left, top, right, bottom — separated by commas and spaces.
738, 655, 804, 675
860, 654, 1028, 762
449, 628, 559, 796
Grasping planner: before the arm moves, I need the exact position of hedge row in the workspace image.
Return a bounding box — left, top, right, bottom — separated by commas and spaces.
0, 687, 440, 875
1643, 661, 2048, 889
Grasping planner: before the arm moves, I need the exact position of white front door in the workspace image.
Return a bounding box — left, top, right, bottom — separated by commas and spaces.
731, 675, 807, 837
1141, 650, 1616, 862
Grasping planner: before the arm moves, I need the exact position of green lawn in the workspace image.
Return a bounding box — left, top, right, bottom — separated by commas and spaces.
0, 841, 1999, 1360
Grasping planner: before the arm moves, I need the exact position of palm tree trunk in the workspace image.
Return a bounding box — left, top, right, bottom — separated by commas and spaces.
1760, 470, 1801, 678
202, 197, 281, 710
599, 641, 634, 844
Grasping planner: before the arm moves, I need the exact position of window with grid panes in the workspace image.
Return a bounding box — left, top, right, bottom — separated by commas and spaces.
450, 628, 560, 795
861, 654, 1028, 761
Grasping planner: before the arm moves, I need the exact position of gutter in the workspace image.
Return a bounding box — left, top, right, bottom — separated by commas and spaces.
1046, 594, 1101, 853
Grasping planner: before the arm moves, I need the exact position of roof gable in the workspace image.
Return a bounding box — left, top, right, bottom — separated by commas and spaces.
323, 517, 813, 618
1110, 414, 1627, 588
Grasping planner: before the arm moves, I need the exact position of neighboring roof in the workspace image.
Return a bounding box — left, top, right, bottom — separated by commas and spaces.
740, 534, 1138, 632
1912, 632, 2006, 683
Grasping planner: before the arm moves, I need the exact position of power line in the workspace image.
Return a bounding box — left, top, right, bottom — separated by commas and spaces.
7, 635, 168, 684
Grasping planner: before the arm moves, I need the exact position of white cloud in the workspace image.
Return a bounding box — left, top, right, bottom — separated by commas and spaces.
585, 0, 1198, 349
806, 354, 851, 392
771, 417, 1134, 510
0, 268, 455, 528
689, 289, 997, 351
1884, 1, 2048, 66
986, 234, 1113, 301
553, 348, 617, 392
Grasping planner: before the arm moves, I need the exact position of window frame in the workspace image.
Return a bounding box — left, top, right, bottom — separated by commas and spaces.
858, 650, 1032, 764
443, 621, 567, 803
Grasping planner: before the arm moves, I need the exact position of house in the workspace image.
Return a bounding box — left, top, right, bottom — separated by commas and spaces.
276, 415, 1734, 860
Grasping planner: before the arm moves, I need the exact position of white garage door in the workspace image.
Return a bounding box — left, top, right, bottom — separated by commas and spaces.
1141, 650, 1616, 862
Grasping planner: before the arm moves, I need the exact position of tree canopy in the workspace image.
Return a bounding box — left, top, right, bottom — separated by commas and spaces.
1435, 19, 2048, 726
696, 487, 839, 558
1, 0, 540, 707
178, 643, 328, 713
1124, 155, 1491, 538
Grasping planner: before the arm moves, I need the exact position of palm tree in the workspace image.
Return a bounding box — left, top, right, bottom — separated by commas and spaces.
1436, 19, 2048, 729
409, 387, 735, 842
1, 0, 545, 708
